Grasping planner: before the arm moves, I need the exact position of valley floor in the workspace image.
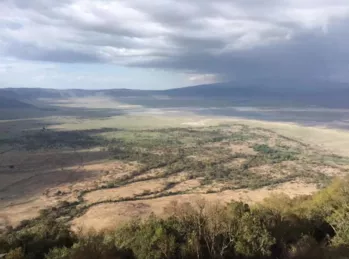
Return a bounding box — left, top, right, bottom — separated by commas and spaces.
1, 104, 349, 232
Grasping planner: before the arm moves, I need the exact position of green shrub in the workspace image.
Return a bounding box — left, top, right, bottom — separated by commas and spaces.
45, 232, 134, 259
3, 219, 76, 259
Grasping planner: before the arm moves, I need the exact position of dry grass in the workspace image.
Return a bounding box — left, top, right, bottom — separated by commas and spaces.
230, 144, 257, 155
311, 165, 346, 177
165, 179, 202, 193
84, 179, 166, 204
0, 196, 58, 228
72, 180, 317, 232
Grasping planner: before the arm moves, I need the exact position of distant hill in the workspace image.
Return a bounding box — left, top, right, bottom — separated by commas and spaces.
0, 88, 152, 100
162, 79, 349, 108
1, 78, 349, 108
0, 96, 35, 109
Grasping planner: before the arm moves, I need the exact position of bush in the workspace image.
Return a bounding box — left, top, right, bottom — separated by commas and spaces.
3, 178, 349, 259
3, 219, 76, 259
46, 232, 134, 259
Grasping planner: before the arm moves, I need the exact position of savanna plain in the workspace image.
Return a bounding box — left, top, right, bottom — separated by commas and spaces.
1, 96, 349, 258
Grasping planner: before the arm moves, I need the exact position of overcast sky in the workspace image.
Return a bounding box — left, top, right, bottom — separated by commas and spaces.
1, 0, 349, 89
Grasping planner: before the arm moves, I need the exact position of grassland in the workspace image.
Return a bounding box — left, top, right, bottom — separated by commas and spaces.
1, 97, 349, 233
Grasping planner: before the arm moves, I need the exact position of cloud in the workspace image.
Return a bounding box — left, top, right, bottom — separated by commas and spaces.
0, 0, 349, 82
188, 73, 219, 85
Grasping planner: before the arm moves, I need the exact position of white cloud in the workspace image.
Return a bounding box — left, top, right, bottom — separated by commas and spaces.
188, 73, 219, 85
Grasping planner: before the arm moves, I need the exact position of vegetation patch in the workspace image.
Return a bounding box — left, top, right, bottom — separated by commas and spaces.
2, 178, 349, 259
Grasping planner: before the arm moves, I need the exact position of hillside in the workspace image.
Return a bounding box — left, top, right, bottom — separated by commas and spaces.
1, 177, 349, 259
0, 96, 35, 109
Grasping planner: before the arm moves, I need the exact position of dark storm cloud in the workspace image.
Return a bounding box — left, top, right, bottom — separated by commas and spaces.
0, 0, 349, 81
4, 41, 101, 63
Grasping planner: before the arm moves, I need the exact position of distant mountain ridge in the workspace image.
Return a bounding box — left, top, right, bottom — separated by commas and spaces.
0, 88, 153, 99
162, 80, 349, 108
1, 79, 349, 108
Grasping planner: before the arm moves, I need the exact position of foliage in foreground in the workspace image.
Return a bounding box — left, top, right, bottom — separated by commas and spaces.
2, 177, 349, 259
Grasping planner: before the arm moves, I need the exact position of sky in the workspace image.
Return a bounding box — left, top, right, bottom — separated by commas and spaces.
0, 0, 349, 89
